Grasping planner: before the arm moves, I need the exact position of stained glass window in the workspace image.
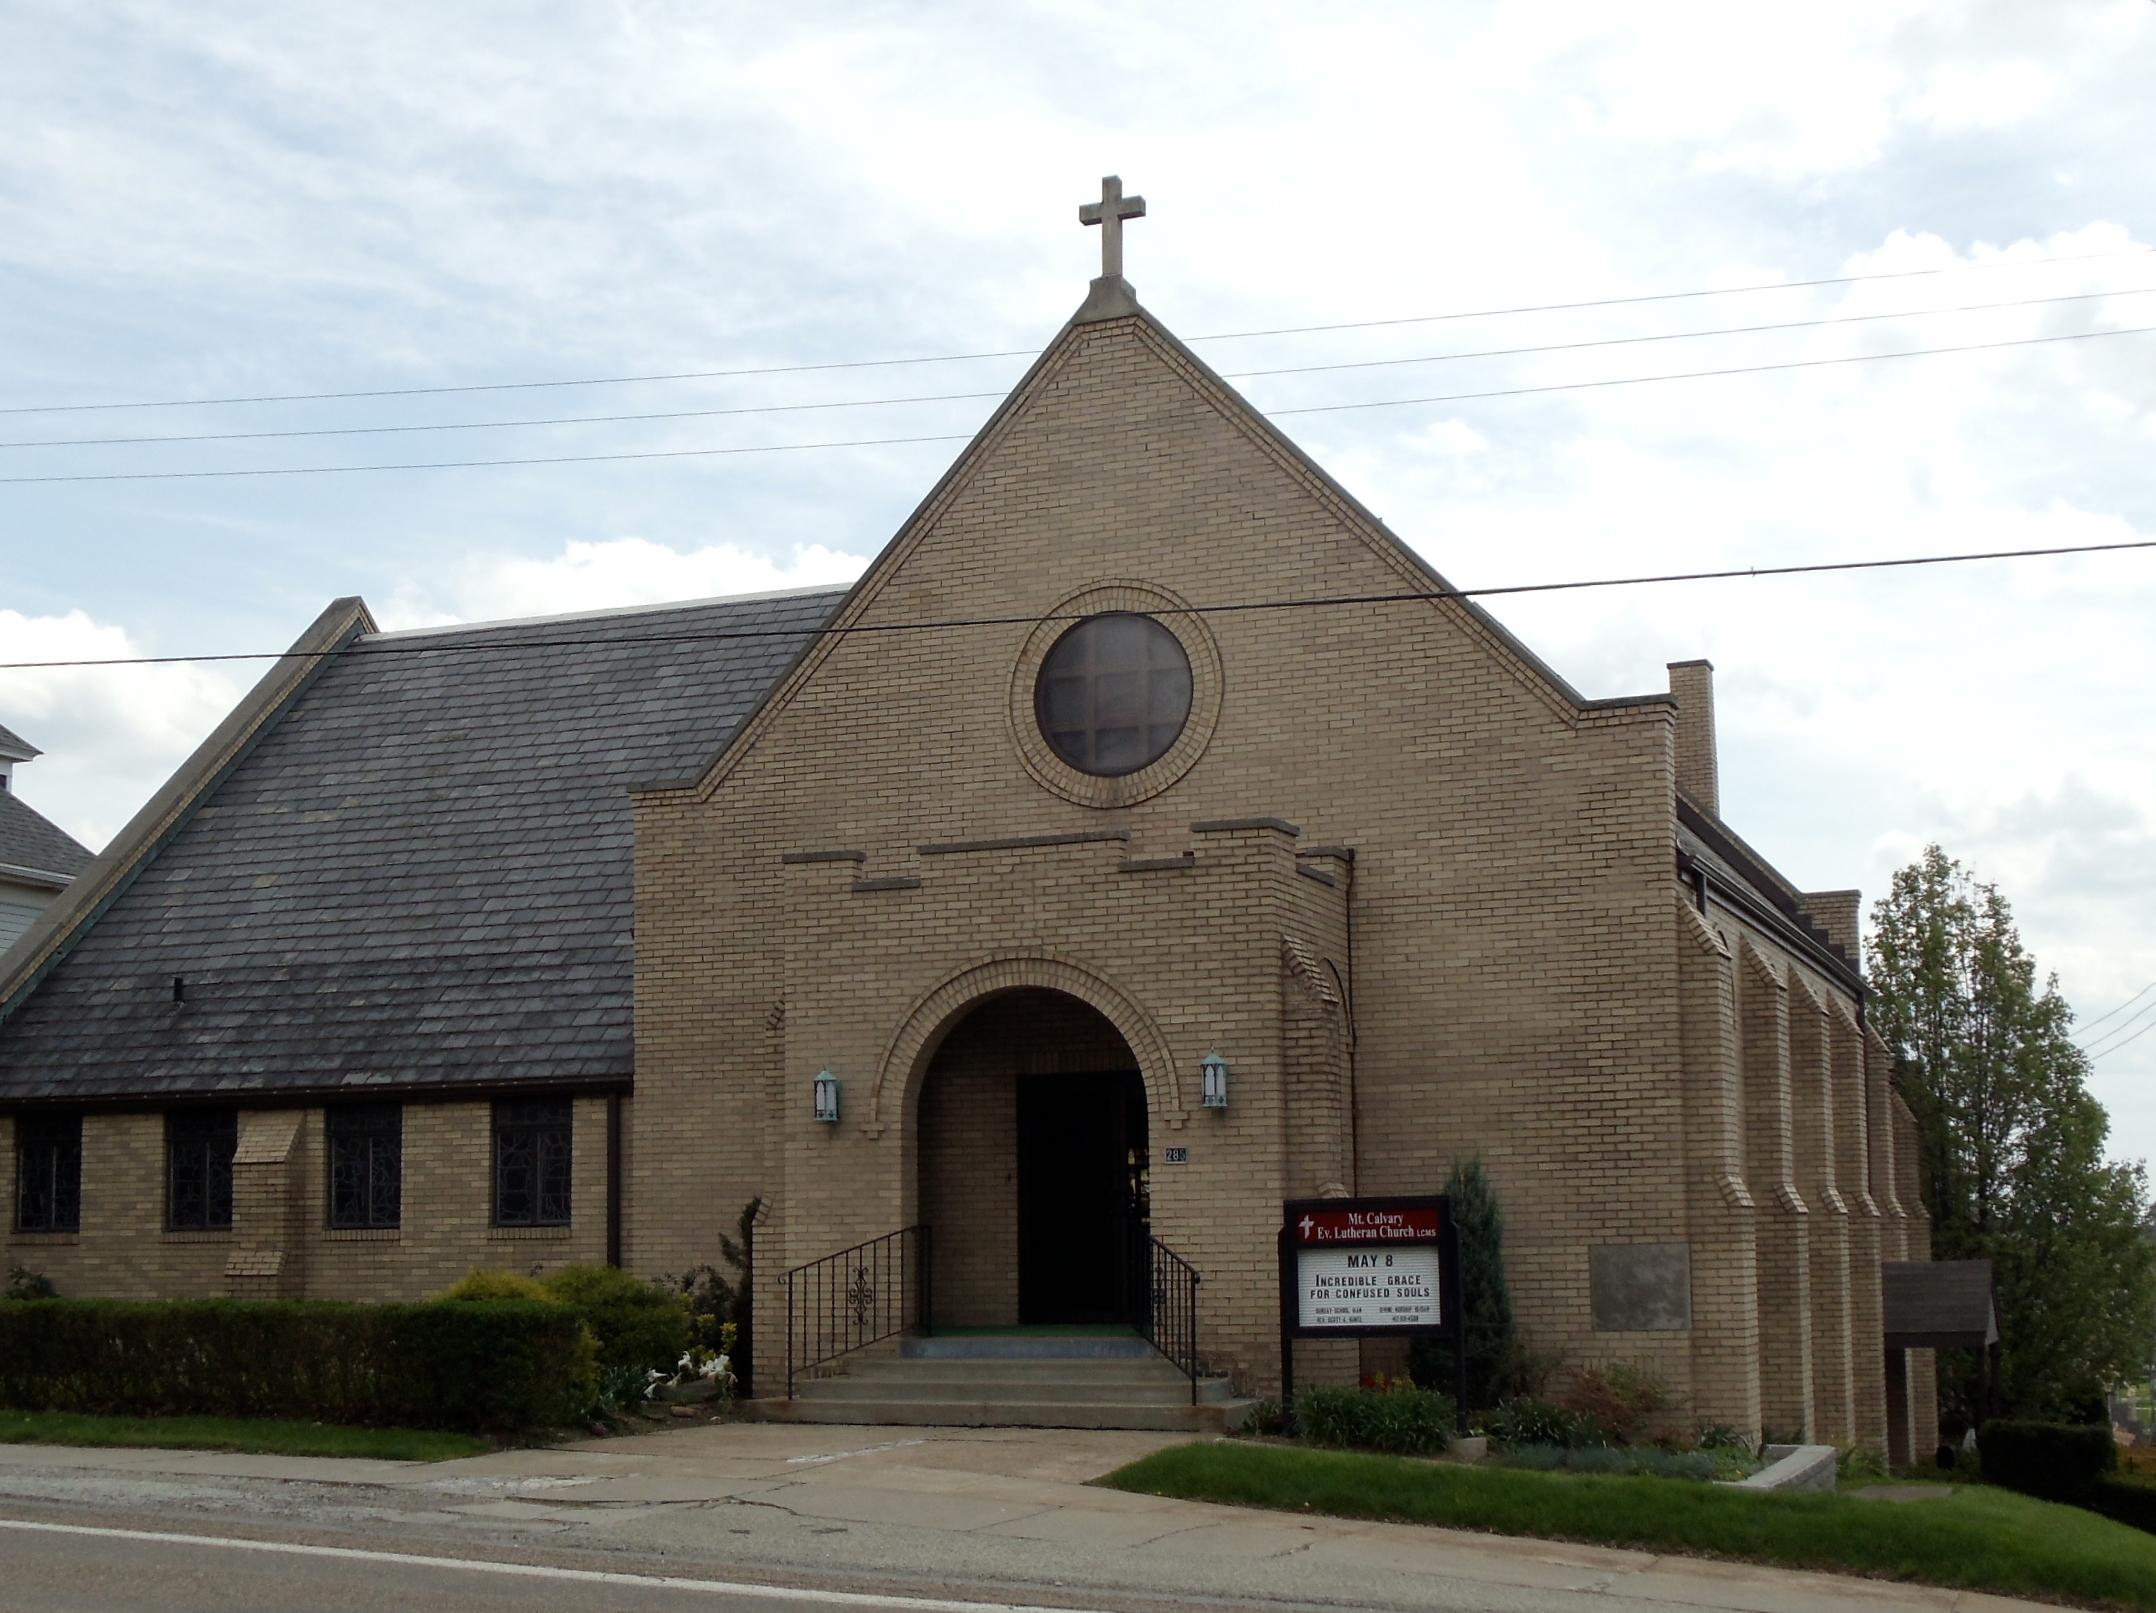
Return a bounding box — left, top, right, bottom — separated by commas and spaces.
1035, 613, 1192, 777
327, 1104, 402, 1229
493, 1099, 572, 1227
15, 1113, 81, 1234
166, 1109, 236, 1231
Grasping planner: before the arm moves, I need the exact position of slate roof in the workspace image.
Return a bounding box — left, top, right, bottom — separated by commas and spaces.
0, 588, 843, 1102
0, 788, 93, 884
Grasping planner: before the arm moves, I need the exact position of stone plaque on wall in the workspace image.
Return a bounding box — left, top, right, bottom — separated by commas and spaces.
1589, 1242, 1692, 1331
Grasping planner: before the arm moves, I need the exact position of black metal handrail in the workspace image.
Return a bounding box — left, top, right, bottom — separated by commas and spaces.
1132, 1229, 1202, 1403
783, 1224, 931, 1398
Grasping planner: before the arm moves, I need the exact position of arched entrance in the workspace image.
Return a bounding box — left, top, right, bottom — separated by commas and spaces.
914, 988, 1150, 1329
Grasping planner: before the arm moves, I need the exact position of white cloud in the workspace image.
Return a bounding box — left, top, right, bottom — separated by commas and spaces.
0, 611, 243, 852
2, 1, 2151, 1166
381, 537, 871, 629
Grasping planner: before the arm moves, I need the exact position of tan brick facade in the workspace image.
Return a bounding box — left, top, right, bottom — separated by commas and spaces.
2, 296, 1930, 1451
3, 1098, 610, 1300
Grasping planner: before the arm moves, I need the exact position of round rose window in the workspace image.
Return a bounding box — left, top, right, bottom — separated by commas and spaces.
1033, 612, 1194, 777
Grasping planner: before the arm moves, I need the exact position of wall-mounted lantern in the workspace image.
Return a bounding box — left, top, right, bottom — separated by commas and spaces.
1200, 1052, 1230, 1110
812, 1069, 842, 1125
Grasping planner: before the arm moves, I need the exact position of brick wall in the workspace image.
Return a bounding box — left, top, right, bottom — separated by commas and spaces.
2, 1096, 610, 1299
631, 310, 1698, 1403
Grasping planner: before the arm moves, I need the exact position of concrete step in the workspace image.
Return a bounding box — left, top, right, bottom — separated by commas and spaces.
797, 1373, 1233, 1406
839, 1356, 1195, 1387
900, 1333, 1158, 1361
745, 1395, 1256, 1433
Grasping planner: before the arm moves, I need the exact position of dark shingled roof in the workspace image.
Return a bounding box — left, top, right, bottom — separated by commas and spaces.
0, 588, 843, 1103
0, 786, 92, 883
1883, 1259, 1998, 1349
0, 720, 37, 760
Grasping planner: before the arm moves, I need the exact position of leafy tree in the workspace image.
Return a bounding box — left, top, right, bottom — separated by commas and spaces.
1410, 1158, 1518, 1410
1869, 845, 2156, 1426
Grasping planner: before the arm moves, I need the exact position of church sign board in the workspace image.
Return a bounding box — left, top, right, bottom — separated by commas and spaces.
1278, 1195, 1465, 1432
1293, 1204, 1444, 1329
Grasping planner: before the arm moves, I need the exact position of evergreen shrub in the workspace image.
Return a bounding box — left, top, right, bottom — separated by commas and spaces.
539, 1265, 690, 1373
437, 1269, 551, 1303
0, 1298, 593, 1432
1979, 1420, 2118, 1498
1295, 1383, 1458, 1455
1408, 1159, 1518, 1411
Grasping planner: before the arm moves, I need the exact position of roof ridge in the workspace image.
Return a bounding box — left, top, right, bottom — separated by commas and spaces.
364, 582, 851, 643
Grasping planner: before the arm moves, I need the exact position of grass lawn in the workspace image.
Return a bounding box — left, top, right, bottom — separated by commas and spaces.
0, 1410, 489, 1462
1100, 1442, 2156, 1611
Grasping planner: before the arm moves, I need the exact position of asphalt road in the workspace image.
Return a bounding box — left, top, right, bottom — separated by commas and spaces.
0, 1429, 2032, 1613
0, 1517, 1166, 1613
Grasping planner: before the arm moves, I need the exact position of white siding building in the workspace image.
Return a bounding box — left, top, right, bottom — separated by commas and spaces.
0, 723, 92, 955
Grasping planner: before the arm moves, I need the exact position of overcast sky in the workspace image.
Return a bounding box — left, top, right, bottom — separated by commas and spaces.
2, 2, 2152, 1167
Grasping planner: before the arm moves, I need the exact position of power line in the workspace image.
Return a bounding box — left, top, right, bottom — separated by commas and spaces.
1266, 324, 2155, 419
4, 322, 2147, 486
2078, 981, 2156, 1039
2083, 999, 2156, 1057
8, 284, 2146, 453
3, 536, 2149, 671
3, 244, 2147, 418
2088, 1016, 2156, 1063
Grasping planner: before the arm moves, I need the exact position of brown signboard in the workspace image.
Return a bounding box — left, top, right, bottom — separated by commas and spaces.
1292, 1204, 1443, 1246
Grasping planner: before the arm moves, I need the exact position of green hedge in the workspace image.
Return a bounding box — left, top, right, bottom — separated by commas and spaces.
1979, 1420, 2118, 1498
1294, 1384, 1459, 1455
0, 1298, 594, 1433
2083, 1478, 2156, 1537
438, 1266, 689, 1375
538, 1266, 690, 1373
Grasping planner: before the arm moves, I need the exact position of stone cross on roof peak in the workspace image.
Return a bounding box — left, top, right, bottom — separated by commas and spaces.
1079, 175, 1145, 282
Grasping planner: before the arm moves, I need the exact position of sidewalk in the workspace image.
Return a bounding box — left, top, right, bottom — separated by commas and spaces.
0, 1423, 2050, 1613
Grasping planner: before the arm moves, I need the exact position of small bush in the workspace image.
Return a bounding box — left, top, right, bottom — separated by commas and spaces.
1838, 1443, 1888, 1482
1698, 1422, 1753, 1454
1487, 1395, 1606, 1449
541, 1265, 690, 1373
587, 1362, 656, 1425
1296, 1383, 1459, 1456
1980, 1420, 2118, 1498
1558, 1363, 1670, 1445
437, 1269, 552, 1304
4, 1266, 56, 1301
0, 1298, 594, 1433
1241, 1397, 1286, 1437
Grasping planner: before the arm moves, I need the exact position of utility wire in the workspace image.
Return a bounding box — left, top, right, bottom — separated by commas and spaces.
2, 244, 2147, 417
4, 322, 2148, 486
7, 284, 2146, 452
2082, 999, 2156, 1057
2088, 1016, 2156, 1063
1265, 324, 2155, 419
3, 536, 2149, 671
2078, 981, 2156, 1039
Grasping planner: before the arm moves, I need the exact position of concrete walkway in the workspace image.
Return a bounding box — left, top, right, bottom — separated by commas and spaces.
0, 1424, 2050, 1613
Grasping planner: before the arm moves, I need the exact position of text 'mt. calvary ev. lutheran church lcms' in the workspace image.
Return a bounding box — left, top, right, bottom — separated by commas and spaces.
0, 181, 1939, 1458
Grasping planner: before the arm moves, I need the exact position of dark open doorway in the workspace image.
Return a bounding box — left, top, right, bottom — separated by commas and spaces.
1016, 1069, 1148, 1325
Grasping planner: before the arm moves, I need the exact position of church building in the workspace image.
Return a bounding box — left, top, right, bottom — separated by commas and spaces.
0, 182, 1937, 1457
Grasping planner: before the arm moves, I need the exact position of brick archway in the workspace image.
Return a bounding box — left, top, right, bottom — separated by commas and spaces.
865, 955, 1188, 1137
